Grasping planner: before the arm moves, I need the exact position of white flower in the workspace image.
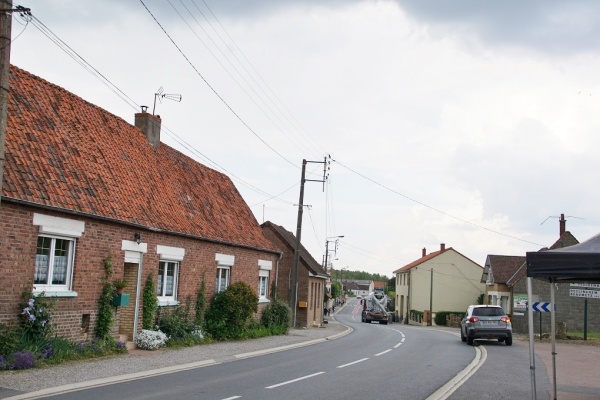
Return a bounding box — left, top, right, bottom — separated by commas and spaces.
135, 329, 168, 350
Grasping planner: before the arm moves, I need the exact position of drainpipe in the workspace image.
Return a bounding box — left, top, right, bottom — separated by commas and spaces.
132, 252, 144, 340
274, 252, 282, 301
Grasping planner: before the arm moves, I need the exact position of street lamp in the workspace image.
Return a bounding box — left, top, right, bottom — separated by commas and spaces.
323, 235, 344, 272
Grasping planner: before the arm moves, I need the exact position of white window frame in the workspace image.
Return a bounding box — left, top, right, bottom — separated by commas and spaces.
215, 254, 234, 293
258, 259, 272, 303
215, 265, 230, 293
157, 260, 179, 304
32, 213, 84, 297
155, 245, 184, 306
34, 235, 76, 293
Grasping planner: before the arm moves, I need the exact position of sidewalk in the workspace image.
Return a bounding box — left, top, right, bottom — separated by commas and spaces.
433, 325, 600, 399
0, 321, 350, 400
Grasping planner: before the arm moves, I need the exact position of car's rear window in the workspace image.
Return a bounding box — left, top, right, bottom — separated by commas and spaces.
472, 307, 505, 317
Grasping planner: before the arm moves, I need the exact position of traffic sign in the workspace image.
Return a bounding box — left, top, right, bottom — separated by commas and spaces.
570, 288, 600, 299
530, 302, 554, 312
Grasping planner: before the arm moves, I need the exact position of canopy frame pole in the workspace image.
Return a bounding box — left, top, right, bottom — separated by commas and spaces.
527, 277, 537, 400
550, 281, 557, 400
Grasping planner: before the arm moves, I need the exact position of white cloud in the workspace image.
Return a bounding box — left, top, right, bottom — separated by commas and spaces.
10, 0, 600, 277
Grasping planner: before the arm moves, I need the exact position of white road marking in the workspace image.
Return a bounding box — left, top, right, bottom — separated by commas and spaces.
221, 397, 241, 400
375, 349, 392, 356
265, 372, 325, 389
337, 358, 369, 368
394, 342, 403, 348
426, 345, 487, 400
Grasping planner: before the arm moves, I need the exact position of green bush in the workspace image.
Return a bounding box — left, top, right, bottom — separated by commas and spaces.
143, 274, 158, 329
158, 305, 195, 340
261, 299, 291, 330
205, 281, 258, 340
434, 311, 463, 326
195, 277, 207, 328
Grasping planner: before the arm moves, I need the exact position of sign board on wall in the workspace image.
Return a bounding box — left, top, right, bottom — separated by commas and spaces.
514, 294, 537, 310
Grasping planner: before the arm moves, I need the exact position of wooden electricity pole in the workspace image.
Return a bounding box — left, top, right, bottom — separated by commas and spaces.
0, 0, 13, 207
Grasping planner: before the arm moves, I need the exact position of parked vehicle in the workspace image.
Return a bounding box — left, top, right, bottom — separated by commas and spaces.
460, 305, 512, 346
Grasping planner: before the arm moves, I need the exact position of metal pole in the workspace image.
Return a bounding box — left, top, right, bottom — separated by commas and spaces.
527, 277, 537, 400
550, 282, 557, 400
584, 298, 588, 340
291, 160, 307, 328
323, 240, 329, 271
429, 268, 433, 326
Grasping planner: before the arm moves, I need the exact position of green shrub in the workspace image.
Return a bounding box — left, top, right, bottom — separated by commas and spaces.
205, 281, 258, 340
261, 299, 291, 330
143, 274, 158, 329
158, 305, 195, 340
195, 277, 207, 328
21, 292, 56, 342
434, 311, 463, 326
96, 257, 116, 340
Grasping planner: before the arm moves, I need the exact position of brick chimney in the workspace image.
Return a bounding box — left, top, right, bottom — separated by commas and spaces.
135, 108, 161, 147
559, 213, 566, 237
440, 243, 445, 251
422, 247, 426, 257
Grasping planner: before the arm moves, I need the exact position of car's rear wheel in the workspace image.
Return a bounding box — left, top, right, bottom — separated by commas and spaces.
460, 328, 467, 342
505, 336, 513, 346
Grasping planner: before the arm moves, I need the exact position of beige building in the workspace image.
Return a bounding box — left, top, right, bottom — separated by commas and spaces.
394, 244, 484, 323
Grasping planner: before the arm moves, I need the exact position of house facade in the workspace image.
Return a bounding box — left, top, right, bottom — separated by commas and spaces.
0, 65, 280, 342
507, 221, 600, 334
394, 244, 484, 323
261, 221, 329, 328
480, 255, 526, 312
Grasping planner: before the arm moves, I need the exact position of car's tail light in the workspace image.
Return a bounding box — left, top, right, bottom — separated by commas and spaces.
468, 317, 479, 323
501, 316, 511, 323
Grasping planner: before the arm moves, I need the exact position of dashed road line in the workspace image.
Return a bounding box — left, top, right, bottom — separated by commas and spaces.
265, 372, 326, 389
337, 358, 369, 368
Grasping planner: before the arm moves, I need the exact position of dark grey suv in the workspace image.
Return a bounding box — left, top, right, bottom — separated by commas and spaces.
460, 305, 512, 346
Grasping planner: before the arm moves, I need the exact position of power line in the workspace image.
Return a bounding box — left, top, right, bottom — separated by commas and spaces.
139, 0, 299, 169
331, 157, 545, 247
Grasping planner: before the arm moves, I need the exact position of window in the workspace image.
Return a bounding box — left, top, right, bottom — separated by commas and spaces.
34, 236, 75, 291
258, 259, 272, 302
157, 261, 178, 301
258, 270, 269, 299
215, 266, 230, 293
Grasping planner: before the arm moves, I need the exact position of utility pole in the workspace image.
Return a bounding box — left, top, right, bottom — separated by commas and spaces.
291, 157, 329, 327
0, 0, 13, 207
429, 268, 433, 326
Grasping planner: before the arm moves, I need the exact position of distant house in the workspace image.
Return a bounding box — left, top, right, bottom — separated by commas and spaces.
394, 243, 484, 324
506, 216, 600, 334
260, 221, 329, 328
481, 255, 526, 311
0, 65, 280, 342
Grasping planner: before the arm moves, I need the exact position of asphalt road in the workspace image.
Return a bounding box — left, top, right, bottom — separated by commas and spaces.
39, 301, 481, 400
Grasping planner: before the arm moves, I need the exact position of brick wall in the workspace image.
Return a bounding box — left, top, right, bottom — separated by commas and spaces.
0, 202, 278, 341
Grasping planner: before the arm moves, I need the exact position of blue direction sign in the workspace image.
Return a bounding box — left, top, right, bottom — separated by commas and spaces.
530, 302, 554, 312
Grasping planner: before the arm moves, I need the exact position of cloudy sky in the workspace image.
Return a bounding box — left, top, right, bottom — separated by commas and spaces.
9, 1, 600, 277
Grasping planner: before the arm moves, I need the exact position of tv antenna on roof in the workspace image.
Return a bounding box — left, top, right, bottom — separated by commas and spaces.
152, 87, 182, 115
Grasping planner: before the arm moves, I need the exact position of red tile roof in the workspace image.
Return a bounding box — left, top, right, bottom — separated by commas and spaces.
3, 65, 276, 251
484, 255, 526, 284
261, 221, 328, 277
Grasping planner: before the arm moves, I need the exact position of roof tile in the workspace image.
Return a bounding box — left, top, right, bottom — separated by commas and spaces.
3, 65, 276, 252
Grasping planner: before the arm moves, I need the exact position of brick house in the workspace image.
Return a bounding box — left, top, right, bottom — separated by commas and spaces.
260, 221, 328, 328
506, 219, 600, 334
480, 255, 526, 311
394, 244, 484, 324
0, 65, 281, 342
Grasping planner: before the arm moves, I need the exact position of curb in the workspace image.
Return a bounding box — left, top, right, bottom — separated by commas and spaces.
4, 324, 354, 400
